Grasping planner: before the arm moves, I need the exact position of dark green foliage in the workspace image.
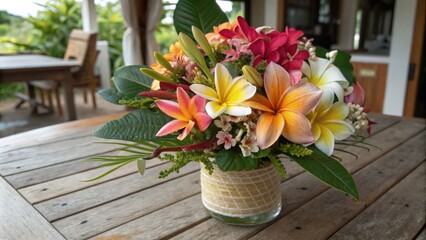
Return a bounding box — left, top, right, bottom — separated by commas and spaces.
291, 146, 359, 201
94, 109, 171, 141
158, 151, 212, 178
268, 155, 287, 177
215, 148, 259, 171
173, 0, 228, 39
278, 143, 313, 157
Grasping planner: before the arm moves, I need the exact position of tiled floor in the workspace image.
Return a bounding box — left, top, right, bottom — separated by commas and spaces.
0, 90, 126, 138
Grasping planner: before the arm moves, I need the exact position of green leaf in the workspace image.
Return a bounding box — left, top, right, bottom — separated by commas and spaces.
114, 65, 153, 96
215, 149, 259, 171
98, 85, 138, 105
94, 109, 171, 141
291, 146, 359, 201
173, 0, 228, 40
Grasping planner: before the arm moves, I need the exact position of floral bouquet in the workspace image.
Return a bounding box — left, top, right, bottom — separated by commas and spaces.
92, 0, 375, 225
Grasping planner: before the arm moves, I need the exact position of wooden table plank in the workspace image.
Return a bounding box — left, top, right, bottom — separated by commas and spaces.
91, 195, 209, 240
52, 170, 201, 240
330, 162, 426, 240
35, 162, 200, 221
168, 122, 425, 240
0, 112, 126, 153
248, 130, 425, 240
0, 142, 118, 176
19, 158, 163, 203
0, 177, 65, 240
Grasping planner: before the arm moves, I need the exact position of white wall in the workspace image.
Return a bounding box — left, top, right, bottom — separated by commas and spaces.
382, 0, 417, 116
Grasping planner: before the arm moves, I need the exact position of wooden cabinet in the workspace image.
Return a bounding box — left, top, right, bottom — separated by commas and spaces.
351, 62, 388, 113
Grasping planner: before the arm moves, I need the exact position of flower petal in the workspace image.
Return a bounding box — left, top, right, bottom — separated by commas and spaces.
156, 120, 187, 137
176, 87, 192, 119
308, 57, 331, 80
194, 113, 212, 131
314, 124, 335, 156
322, 120, 354, 140
190, 84, 219, 101
315, 91, 334, 115
244, 93, 274, 112
189, 95, 207, 114
205, 101, 227, 119
320, 65, 348, 87
324, 81, 346, 101
264, 62, 291, 107
156, 100, 187, 120
301, 61, 311, 79
319, 102, 349, 121
225, 105, 252, 116
280, 82, 322, 114
215, 63, 233, 101
256, 112, 285, 149
311, 122, 321, 141
281, 110, 315, 144
178, 120, 195, 140
225, 77, 257, 103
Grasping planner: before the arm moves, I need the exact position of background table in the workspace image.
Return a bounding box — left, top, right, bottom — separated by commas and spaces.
0, 55, 80, 121
0, 113, 424, 239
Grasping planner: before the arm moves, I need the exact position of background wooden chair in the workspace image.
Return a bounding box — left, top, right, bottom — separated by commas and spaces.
22, 29, 99, 115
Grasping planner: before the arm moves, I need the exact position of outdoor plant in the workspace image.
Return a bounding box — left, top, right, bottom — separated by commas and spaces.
92, 0, 375, 207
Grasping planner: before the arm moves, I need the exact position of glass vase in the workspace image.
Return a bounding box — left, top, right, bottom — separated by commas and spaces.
200, 163, 282, 226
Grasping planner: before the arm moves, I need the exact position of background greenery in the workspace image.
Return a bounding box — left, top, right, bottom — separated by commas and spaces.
0, 0, 244, 100
0, 0, 125, 100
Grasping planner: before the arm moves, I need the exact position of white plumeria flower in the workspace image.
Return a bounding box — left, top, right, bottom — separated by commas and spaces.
307, 93, 355, 156
190, 63, 257, 119
216, 131, 237, 150
240, 135, 259, 157
301, 56, 349, 101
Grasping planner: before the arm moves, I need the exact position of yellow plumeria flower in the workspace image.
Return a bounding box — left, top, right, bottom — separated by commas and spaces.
190, 63, 256, 119
307, 94, 355, 156
301, 56, 349, 101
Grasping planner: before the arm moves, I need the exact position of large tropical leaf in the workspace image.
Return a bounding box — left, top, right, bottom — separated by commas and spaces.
173, 0, 228, 40
113, 65, 153, 96
94, 109, 171, 141
291, 146, 359, 201
215, 149, 258, 171
98, 84, 138, 105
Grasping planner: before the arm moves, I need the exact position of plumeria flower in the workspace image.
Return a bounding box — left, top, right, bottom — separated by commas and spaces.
156, 87, 212, 140
301, 56, 349, 102
240, 134, 259, 157
245, 62, 322, 149
216, 131, 237, 150
307, 93, 355, 156
190, 63, 257, 118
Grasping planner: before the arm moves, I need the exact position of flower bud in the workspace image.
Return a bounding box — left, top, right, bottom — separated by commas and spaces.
242, 65, 263, 87
192, 26, 217, 64
154, 51, 173, 72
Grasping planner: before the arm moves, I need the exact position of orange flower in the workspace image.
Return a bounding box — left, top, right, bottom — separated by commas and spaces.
206, 21, 237, 44
244, 63, 322, 149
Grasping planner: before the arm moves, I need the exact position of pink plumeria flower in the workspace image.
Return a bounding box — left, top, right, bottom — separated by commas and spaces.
216, 131, 237, 150
156, 87, 212, 140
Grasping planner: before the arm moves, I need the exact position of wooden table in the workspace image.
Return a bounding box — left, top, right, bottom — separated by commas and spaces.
0, 113, 425, 240
0, 54, 80, 121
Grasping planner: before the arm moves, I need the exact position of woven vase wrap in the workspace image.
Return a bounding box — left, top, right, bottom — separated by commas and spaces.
200, 164, 281, 217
